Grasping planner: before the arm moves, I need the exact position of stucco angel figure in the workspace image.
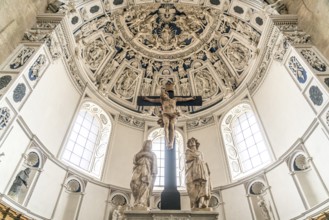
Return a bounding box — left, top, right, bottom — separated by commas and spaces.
185, 137, 212, 210
130, 140, 157, 210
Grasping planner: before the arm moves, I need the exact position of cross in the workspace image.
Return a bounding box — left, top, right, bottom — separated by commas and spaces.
137, 82, 202, 210
137, 82, 202, 149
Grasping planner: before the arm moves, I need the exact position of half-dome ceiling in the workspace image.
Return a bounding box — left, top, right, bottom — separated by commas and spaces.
69, 0, 270, 116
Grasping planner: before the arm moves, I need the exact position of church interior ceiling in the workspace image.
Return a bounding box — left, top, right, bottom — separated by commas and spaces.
58, 0, 278, 117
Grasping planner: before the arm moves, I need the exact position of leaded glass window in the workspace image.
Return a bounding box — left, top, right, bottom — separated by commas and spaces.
221, 103, 271, 180
148, 128, 185, 188
61, 102, 111, 178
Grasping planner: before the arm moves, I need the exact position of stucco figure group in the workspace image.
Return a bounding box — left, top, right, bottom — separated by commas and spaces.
130, 137, 212, 210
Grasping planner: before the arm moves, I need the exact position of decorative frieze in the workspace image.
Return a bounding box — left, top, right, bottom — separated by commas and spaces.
118, 113, 145, 129
273, 36, 289, 62
284, 31, 311, 45
248, 25, 280, 93
9, 48, 35, 70
300, 49, 327, 72
187, 115, 214, 130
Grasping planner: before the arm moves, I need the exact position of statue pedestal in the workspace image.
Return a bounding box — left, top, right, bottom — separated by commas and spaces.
124, 210, 219, 220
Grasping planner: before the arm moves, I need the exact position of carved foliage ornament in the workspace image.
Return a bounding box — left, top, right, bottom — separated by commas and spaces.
121, 4, 213, 53
187, 115, 214, 129
224, 40, 252, 73
288, 56, 307, 84
285, 31, 311, 44
23, 29, 51, 42
13, 83, 26, 103
71, 4, 260, 114
194, 69, 219, 100
300, 49, 327, 72
309, 85, 323, 106
273, 36, 289, 62
113, 68, 139, 100
29, 54, 47, 81
83, 38, 109, 71
46, 33, 62, 60
0, 75, 12, 90
118, 114, 145, 128
10, 48, 35, 69
0, 107, 10, 130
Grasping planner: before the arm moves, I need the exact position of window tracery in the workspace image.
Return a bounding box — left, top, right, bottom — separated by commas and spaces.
221, 103, 271, 180
61, 102, 111, 178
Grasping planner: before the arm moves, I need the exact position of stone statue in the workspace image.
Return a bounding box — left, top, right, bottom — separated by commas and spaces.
257, 196, 271, 220
8, 168, 31, 201
143, 82, 196, 149
130, 140, 157, 210
185, 137, 212, 210
112, 205, 124, 220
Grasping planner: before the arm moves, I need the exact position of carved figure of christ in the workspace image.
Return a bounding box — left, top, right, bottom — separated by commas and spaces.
137, 84, 202, 149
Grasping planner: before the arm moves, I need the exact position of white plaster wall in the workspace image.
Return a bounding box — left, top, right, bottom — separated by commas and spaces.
221, 184, 252, 220
253, 61, 315, 157
188, 124, 229, 186
20, 60, 81, 156
78, 182, 109, 220
0, 122, 30, 192
266, 163, 305, 219
304, 125, 329, 190
104, 123, 143, 187
27, 160, 66, 219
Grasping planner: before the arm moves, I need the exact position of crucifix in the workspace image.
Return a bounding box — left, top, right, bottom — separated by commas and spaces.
137, 82, 202, 210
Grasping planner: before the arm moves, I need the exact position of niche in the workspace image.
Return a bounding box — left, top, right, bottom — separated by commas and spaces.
108, 192, 129, 220
288, 151, 328, 208
246, 179, 277, 220
53, 174, 85, 220
7, 148, 45, 205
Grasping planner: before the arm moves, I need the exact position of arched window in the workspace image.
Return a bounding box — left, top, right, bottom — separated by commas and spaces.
61, 102, 111, 178
148, 128, 185, 188
221, 103, 271, 180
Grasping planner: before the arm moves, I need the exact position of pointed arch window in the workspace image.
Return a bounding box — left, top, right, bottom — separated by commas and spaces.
61, 102, 111, 178
221, 103, 271, 180
148, 128, 185, 188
